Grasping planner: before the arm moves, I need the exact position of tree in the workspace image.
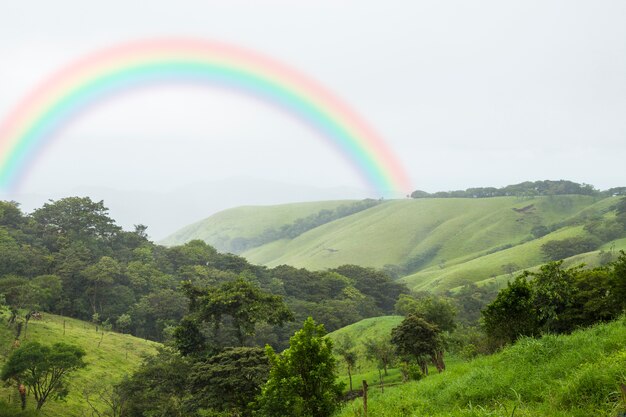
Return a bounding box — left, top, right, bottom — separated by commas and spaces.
530, 261, 578, 332
363, 336, 395, 376
391, 315, 443, 375
115, 348, 191, 417
188, 347, 269, 416
395, 294, 457, 333
541, 236, 600, 261
115, 313, 132, 334
335, 336, 357, 391
481, 275, 539, 346
256, 317, 344, 417
82, 256, 122, 314
1, 342, 86, 410
183, 277, 293, 346
32, 197, 121, 253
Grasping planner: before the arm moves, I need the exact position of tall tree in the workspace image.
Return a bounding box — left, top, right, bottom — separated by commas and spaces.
363, 336, 395, 376
188, 347, 269, 416
1, 342, 86, 410
182, 277, 293, 347
335, 336, 358, 391
482, 275, 539, 346
391, 315, 442, 375
82, 256, 122, 314
256, 317, 344, 417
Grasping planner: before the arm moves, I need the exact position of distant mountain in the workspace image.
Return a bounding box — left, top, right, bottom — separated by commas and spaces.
164, 194, 626, 292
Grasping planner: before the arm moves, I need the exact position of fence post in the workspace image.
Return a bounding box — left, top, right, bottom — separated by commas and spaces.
362, 380, 368, 417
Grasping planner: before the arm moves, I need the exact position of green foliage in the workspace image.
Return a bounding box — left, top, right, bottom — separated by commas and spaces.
482, 275, 539, 345
256, 317, 344, 417
182, 277, 294, 347
541, 236, 601, 260
483, 256, 626, 346
116, 347, 191, 417
411, 180, 600, 199
363, 336, 396, 375
395, 293, 457, 332
330, 265, 408, 313
390, 315, 442, 374
1, 342, 86, 410
334, 336, 358, 391
188, 347, 269, 416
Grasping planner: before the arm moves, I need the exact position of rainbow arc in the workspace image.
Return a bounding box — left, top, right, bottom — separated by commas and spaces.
0, 38, 412, 196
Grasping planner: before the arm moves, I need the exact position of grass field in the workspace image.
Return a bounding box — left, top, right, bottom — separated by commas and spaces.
0, 312, 159, 416
334, 316, 626, 417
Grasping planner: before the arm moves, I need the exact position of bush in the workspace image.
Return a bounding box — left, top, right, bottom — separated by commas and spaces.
541, 236, 601, 261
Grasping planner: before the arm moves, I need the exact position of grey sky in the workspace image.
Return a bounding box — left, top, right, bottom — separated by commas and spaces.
1, 1, 625, 237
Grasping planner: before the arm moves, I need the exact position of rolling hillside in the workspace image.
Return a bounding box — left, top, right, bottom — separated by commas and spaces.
0, 312, 159, 417
164, 195, 625, 292
161, 200, 353, 251
334, 316, 626, 417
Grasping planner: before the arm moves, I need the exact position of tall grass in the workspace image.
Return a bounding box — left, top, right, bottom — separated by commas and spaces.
335, 317, 626, 417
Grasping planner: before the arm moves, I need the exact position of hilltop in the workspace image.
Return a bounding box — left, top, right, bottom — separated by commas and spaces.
164, 193, 626, 292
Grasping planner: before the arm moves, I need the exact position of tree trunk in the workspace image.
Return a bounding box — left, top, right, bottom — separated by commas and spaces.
419, 358, 429, 376
348, 367, 353, 391
431, 350, 445, 373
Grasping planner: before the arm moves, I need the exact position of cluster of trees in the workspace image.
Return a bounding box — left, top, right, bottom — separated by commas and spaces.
482, 254, 626, 346
227, 199, 381, 253
0, 196, 410, 415
391, 294, 457, 376
116, 316, 345, 417
411, 180, 624, 199
0, 197, 406, 348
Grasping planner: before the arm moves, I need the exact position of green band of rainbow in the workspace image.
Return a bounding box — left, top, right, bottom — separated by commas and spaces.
0, 38, 412, 196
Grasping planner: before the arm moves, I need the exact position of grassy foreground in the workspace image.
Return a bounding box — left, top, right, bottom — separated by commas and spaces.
335, 317, 626, 417
0, 312, 158, 416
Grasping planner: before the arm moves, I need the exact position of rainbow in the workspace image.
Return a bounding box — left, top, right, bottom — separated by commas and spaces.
0, 38, 412, 196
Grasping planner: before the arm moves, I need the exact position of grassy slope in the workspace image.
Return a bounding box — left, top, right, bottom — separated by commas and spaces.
160, 200, 353, 250
327, 316, 403, 366
0, 313, 158, 417
335, 317, 626, 417
327, 316, 405, 389
244, 196, 606, 271
163, 195, 621, 292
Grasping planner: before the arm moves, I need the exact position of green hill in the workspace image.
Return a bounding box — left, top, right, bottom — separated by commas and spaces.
165, 195, 624, 292
327, 316, 402, 361
334, 316, 626, 417
160, 200, 353, 251
0, 312, 158, 416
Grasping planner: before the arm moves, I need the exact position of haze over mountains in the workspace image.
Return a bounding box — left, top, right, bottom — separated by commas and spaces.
8, 177, 369, 241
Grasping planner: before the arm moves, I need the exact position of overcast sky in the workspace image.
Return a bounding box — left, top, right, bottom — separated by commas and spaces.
1, 0, 625, 232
